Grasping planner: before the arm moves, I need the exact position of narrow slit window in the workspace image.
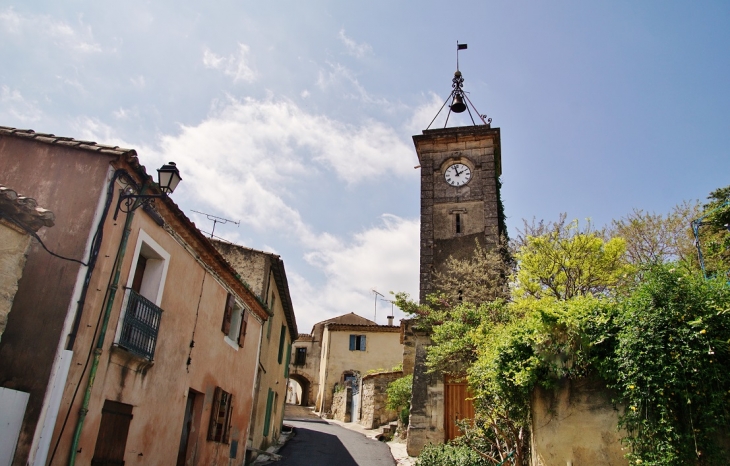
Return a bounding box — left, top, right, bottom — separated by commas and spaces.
455, 214, 461, 234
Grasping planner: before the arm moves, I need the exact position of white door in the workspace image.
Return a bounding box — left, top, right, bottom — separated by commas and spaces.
0, 387, 30, 466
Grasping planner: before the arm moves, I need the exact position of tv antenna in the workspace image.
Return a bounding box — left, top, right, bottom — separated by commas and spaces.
380, 298, 397, 320
191, 210, 240, 238
371, 289, 384, 323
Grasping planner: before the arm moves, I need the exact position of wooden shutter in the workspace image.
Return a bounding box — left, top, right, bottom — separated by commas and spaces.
91, 400, 133, 466
238, 310, 248, 347
222, 392, 233, 444
263, 389, 274, 436
207, 387, 222, 441
284, 343, 292, 377
361, 335, 366, 351
349, 335, 356, 350
277, 325, 286, 364
221, 293, 234, 334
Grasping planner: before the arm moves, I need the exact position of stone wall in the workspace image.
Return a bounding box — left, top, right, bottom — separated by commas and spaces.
331, 387, 351, 422
406, 330, 444, 456
359, 370, 402, 429
0, 220, 31, 341
531, 376, 627, 466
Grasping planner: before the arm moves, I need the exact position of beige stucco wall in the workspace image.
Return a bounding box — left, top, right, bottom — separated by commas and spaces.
49, 208, 263, 466
531, 377, 628, 466
248, 271, 291, 454
317, 327, 403, 414
0, 220, 31, 341
359, 371, 402, 429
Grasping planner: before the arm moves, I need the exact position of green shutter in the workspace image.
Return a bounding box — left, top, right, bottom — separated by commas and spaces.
284, 343, 292, 377
263, 388, 274, 436
277, 325, 286, 364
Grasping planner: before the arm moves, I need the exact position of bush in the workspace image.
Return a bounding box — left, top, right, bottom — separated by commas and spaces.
416, 442, 492, 466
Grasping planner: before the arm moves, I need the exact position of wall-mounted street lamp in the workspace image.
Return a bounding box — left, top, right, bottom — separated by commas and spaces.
114, 162, 182, 220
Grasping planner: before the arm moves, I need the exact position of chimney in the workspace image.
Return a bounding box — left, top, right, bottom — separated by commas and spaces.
387, 315, 394, 326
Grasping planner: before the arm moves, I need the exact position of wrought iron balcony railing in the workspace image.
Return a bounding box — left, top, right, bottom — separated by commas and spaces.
119, 289, 163, 360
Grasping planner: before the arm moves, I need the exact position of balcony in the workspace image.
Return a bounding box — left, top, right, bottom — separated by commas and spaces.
119, 289, 163, 360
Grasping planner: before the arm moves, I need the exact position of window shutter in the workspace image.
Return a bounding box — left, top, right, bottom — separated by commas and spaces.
277, 325, 286, 364
361, 335, 366, 351
222, 392, 233, 444
284, 343, 292, 377
92, 400, 133, 465
207, 387, 222, 441
263, 389, 274, 436
238, 310, 248, 347
221, 293, 234, 334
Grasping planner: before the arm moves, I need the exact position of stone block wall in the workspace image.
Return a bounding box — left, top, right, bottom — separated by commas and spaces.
331, 387, 351, 422
0, 220, 31, 341
359, 370, 403, 429
531, 377, 627, 466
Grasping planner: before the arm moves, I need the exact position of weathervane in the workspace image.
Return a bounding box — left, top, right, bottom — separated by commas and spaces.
426, 42, 492, 129
191, 210, 239, 238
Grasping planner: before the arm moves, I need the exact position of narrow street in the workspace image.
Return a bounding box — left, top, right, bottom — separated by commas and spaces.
270, 405, 396, 466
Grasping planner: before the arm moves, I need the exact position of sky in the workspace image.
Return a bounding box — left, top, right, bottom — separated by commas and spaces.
2, 1, 729, 333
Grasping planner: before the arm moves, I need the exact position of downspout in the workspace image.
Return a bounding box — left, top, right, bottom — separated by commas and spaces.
68, 181, 147, 466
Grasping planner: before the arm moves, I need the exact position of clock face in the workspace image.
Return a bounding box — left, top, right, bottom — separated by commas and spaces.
444, 163, 472, 187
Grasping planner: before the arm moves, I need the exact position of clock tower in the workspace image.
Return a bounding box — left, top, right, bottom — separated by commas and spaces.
406, 64, 505, 455
414, 95, 502, 303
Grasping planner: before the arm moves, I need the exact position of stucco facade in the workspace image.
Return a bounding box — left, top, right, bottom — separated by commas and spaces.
316, 323, 403, 415
0, 127, 268, 466
288, 312, 375, 408
212, 241, 298, 459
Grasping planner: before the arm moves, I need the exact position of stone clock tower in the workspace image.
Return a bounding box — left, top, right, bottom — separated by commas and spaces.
415, 124, 502, 302
405, 65, 504, 455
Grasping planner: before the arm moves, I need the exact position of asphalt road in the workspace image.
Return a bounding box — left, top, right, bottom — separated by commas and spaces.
272, 408, 396, 466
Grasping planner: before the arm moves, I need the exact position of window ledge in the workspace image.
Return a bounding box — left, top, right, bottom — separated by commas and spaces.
223, 336, 239, 351
110, 345, 155, 374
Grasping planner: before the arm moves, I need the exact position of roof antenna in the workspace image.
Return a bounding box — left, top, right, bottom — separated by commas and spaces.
191, 210, 239, 238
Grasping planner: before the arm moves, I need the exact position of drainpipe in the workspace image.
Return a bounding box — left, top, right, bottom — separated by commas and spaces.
68, 181, 147, 466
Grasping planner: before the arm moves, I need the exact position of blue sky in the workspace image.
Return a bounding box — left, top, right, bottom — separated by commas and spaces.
2, 1, 729, 332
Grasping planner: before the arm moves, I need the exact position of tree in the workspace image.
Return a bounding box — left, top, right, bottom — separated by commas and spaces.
433, 238, 512, 306
696, 184, 730, 277
609, 202, 700, 269
513, 218, 633, 300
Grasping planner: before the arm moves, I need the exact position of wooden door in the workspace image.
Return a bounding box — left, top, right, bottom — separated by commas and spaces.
444, 376, 475, 441
91, 400, 133, 466
176, 391, 197, 466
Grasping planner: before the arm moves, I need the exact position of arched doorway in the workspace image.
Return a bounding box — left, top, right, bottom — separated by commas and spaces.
287, 373, 312, 406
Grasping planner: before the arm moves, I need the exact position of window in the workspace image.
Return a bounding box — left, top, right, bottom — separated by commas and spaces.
277, 325, 287, 364
294, 347, 307, 366
284, 343, 291, 377
266, 291, 275, 340
207, 387, 233, 444
117, 231, 169, 360
92, 400, 133, 466
455, 213, 462, 234
349, 335, 366, 351
221, 293, 248, 348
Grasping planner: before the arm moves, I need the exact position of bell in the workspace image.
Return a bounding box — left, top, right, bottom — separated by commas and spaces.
450, 94, 466, 113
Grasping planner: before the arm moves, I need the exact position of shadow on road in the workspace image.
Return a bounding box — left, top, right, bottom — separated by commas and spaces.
274, 426, 358, 466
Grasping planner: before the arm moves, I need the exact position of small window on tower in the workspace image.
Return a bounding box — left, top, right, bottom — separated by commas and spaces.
455, 214, 462, 234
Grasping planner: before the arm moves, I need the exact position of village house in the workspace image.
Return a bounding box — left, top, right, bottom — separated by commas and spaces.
0, 127, 268, 466
288, 313, 402, 417
211, 240, 297, 461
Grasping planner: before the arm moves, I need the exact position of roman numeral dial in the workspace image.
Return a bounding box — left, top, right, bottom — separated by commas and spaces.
444, 163, 472, 187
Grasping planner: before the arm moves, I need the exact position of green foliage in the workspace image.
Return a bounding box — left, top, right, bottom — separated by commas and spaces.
698, 185, 730, 278
595, 265, 730, 465
385, 374, 412, 412
514, 218, 633, 300
416, 442, 493, 466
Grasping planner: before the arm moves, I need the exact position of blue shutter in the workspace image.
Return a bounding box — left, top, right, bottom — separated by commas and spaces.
349, 335, 356, 351
361, 335, 366, 351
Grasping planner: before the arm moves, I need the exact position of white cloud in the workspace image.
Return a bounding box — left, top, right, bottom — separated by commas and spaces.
404, 92, 448, 134
203, 43, 257, 83
338, 29, 372, 59
292, 215, 420, 332
130, 75, 146, 88
0, 85, 43, 123
316, 62, 391, 106
0, 8, 101, 53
